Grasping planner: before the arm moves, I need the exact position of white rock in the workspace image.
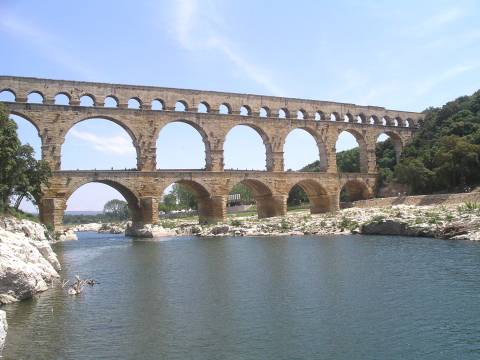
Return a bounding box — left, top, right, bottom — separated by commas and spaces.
57, 229, 78, 242
71, 223, 102, 232
0, 217, 61, 305
0, 310, 6, 356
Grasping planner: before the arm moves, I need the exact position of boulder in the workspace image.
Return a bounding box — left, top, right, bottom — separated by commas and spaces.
360, 219, 418, 236
0, 310, 6, 356
211, 225, 230, 235
57, 229, 78, 242
125, 223, 176, 238
0, 217, 60, 305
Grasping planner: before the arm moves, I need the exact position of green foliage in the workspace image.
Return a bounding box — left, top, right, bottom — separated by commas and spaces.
395, 90, 480, 193
339, 216, 358, 230
103, 199, 130, 220
336, 148, 360, 172
287, 184, 309, 206
0, 104, 51, 212
229, 183, 254, 205
230, 219, 243, 226
280, 218, 292, 230
159, 184, 198, 212
457, 201, 480, 214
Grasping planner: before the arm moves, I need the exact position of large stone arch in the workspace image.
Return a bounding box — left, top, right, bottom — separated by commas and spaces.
339, 179, 373, 203
39, 178, 144, 232
156, 119, 212, 170
228, 178, 284, 218
336, 127, 368, 173
160, 179, 224, 224
65, 179, 142, 221
62, 115, 142, 170
287, 179, 334, 213
283, 126, 328, 171
8, 110, 42, 136
224, 123, 274, 171
375, 130, 404, 164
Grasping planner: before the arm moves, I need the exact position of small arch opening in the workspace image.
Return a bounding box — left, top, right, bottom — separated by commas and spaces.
198, 101, 209, 113
104, 96, 118, 108
27, 91, 44, 104
128, 98, 141, 109
54, 93, 70, 105
80, 95, 95, 107
259, 106, 269, 118
151, 99, 164, 111
175, 101, 187, 112
297, 110, 306, 120
219, 103, 231, 114
278, 108, 287, 119
240, 105, 251, 116
314, 111, 323, 121
0, 90, 16, 102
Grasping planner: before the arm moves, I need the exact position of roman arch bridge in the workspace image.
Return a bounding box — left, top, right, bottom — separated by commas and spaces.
0, 76, 423, 232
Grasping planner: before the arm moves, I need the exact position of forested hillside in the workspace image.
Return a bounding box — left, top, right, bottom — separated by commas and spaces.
302, 90, 480, 196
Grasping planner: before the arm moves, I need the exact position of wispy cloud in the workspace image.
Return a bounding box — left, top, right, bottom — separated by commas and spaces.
0, 11, 97, 79
170, 0, 283, 95
69, 129, 135, 155
414, 64, 477, 96
408, 7, 466, 37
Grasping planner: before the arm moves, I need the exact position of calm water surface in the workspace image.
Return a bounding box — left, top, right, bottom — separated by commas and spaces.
3, 233, 480, 360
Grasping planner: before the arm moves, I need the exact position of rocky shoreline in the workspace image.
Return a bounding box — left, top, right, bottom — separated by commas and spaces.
71, 204, 480, 241
0, 217, 62, 306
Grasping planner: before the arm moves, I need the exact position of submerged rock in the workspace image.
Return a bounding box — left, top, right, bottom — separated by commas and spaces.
57, 229, 78, 242
0, 310, 6, 356
98, 223, 125, 234
125, 223, 176, 238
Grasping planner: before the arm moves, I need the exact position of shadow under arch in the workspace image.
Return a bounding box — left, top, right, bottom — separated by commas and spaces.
157, 119, 212, 170
288, 179, 332, 214
62, 115, 141, 170
224, 123, 273, 171
284, 127, 328, 171
228, 179, 283, 218
340, 179, 373, 203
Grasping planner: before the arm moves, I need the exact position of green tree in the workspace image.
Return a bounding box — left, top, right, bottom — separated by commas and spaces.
0, 104, 51, 211
103, 199, 130, 220
229, 183, 254, 204
394, 159, 434, 194
432, 135, 480, 190
287, 185, 309, 206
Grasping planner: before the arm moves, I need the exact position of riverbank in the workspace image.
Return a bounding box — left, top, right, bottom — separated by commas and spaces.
71, 203, 480, 240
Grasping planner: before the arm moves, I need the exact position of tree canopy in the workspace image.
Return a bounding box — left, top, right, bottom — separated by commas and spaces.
0, 104, 51, 212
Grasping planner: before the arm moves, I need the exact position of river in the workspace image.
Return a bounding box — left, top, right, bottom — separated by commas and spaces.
3, 232, 480, 359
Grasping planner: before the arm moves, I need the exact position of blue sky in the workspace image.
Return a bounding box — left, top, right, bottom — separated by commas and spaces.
1, 0, 479, 212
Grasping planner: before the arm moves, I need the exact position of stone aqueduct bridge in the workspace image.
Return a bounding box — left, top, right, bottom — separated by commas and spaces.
0, 76, 423, 231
